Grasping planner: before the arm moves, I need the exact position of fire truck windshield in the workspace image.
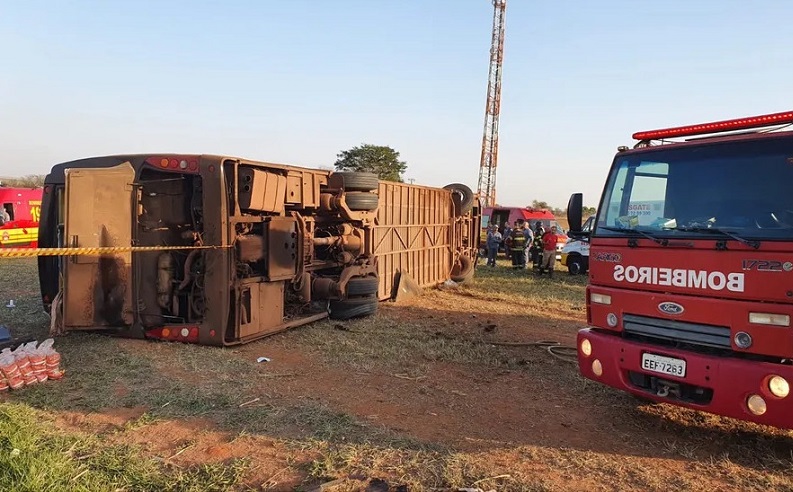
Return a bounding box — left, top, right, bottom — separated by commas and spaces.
595, 135, 793, 241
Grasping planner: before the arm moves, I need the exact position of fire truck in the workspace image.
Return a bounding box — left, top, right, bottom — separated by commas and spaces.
567, 110, 793, 430
0, 186, 42, 248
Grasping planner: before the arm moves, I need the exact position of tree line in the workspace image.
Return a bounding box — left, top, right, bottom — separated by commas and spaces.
0, 175, 45, 188
524, 199, 597, 219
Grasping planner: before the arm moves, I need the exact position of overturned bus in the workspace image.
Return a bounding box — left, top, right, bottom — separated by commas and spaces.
37, 155, 479, 346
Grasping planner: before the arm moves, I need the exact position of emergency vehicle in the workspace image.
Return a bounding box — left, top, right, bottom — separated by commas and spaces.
0, 186, 42, 248
561, 215, 593, 275
567, 110, 793, 430
480, 206, 568, 260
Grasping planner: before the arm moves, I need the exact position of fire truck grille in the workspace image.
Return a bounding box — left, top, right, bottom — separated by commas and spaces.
622, 314, 731, 349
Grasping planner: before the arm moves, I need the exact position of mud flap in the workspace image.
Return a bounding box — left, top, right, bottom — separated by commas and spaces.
62, 162, 135, 329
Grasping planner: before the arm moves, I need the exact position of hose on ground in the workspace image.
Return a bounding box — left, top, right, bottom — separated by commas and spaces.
485, 339, 578, 363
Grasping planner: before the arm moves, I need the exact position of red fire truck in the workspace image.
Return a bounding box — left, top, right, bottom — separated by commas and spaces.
567, 110, 793, 430
0, 187, 42, 248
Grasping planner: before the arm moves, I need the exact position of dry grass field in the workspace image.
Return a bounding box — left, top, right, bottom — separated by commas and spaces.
0, 258, 792, 491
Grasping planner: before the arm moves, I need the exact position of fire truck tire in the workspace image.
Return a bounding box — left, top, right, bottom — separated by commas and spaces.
345, 192, 379, 211
567, 255, 586, 275
443, 183, 474, 216
346, 276, 379, 296
450, 255, 474, 283
329, 296, 379, 320
334, 171, 379, 192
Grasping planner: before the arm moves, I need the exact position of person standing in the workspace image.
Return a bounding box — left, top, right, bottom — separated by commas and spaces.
509, 220, 527, 269
538, 225, 559, 277
522, 222, 534, 269
485, 224, 502, 267
502, 221, 512, 260
530, 221, 545, 269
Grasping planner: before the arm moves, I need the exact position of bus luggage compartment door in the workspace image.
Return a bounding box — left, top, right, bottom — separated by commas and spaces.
62, 162, 135, 329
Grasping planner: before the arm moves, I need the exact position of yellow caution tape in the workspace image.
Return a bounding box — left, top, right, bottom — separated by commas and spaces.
0, 245, 231, 258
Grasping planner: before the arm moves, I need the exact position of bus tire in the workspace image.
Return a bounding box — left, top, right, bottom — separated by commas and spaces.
346, 276, 379, 296
443, 183, 474, 216
450, 255, 474, 283
329, 296, 379, 320
333, 171, 379, 192
345, 192, 379, 211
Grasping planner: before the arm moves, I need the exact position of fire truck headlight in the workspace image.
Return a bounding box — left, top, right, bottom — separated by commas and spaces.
591, 293, 611, 305
606, 313, 618, 327
580, 339, 592, 357
592, 359, 603, 377
749, 312, 790, 327
734, 331, 753, 349
747, 394, 767, 415
769, 375, 790, 398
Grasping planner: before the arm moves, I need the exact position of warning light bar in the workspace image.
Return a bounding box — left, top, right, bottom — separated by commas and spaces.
632, 110, 793, 141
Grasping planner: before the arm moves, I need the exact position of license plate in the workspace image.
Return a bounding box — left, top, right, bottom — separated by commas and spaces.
641, 353, 686, 378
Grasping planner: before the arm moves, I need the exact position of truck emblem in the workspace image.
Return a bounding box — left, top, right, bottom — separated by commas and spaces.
595, 252, 621, 263
658, 301, 684, 315
742, 259, 793, 272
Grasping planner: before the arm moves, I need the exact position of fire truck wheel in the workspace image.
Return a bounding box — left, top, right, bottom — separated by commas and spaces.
345, 192, 379, 211
346, 275, 379, 296
450, 255, 474, 283
567, 255, 585, 275
333, 171, 379, 192
329, 296, 379, 320
443, 183, 474, 216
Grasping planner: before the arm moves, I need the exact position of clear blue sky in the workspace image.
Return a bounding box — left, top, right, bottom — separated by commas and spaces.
1, 0, 790, 209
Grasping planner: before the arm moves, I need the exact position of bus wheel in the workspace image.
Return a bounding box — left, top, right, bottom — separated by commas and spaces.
345, 192, 379, 211
329, 296, 378, 320
567, 255, 585, 275
450, 255, 474, 283
333, 171, 379, 192
443, 183, 474, 216
346, 275, 379, 296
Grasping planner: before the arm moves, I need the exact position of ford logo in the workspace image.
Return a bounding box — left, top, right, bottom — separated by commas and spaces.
658, 302, 684, 315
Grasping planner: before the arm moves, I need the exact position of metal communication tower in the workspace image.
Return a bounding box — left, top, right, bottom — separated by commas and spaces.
477, 0, 506, 208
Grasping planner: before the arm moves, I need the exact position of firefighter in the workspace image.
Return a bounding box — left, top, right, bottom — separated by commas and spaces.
508, 219, 527, 269
530, 221, 545, 269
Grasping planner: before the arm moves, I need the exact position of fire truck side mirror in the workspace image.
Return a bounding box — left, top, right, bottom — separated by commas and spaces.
567, 193, 583, 233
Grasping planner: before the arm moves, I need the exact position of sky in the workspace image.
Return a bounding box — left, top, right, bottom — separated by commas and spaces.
1, 0, 791, 209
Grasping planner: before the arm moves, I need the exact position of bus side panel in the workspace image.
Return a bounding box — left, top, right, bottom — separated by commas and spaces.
373, 182, 455, 299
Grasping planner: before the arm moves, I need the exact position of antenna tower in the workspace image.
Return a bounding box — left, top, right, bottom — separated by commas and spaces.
477, 0, 506, 207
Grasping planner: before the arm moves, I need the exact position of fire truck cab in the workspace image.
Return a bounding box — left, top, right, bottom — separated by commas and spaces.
567, 110, 793, 430
0, 186, 42, 248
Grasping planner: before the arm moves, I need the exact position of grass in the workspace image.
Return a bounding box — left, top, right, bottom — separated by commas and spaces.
0, 402, 248, 491
2, 258, 793, 491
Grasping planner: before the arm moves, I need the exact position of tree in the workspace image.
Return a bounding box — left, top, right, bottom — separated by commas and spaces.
334, 144, 407, 182
528, 199, 550, 210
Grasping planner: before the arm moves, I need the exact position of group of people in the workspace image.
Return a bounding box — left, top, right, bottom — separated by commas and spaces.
485, 219, 559, 277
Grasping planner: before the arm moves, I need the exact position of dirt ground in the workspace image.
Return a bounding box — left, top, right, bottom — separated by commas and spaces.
1, 258, 793, 491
